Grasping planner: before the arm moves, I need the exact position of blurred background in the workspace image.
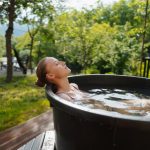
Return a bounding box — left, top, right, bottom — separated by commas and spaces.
0, 0, 150, 131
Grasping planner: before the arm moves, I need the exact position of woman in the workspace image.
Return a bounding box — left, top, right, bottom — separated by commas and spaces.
36, 57, 86, 101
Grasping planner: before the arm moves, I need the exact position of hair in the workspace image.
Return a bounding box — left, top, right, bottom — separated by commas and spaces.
36, 57, 48, 87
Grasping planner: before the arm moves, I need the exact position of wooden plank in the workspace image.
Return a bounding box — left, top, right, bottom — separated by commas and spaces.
0, 120, 52, 150
17, 145, 25, 150
24, 138, 35, 150
17, 131, 55, 150
17, 137, 35, 150
0, 110, 53, 142
31, 132, 45, 150
41, 130, 55, 150
0, 110, 53, 150
17, 138, 35, 150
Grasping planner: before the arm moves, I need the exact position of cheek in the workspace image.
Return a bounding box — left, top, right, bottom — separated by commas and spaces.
57, 68, 69, 77
53, 67, 63, 76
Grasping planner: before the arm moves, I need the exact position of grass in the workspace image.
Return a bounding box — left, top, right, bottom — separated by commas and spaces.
0, 75, 50, 132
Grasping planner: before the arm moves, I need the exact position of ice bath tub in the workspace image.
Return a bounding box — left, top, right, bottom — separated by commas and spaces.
46, 75, 150, 150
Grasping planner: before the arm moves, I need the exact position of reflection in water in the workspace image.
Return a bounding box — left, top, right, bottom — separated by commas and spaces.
73, 88, 150, 116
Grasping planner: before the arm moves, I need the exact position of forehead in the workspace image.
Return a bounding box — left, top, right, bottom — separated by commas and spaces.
45, 57, 59, 71
46, 57, 58, 64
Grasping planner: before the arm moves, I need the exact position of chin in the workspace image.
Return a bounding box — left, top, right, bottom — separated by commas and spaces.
67, 67, 71, 73
67, 70, 71, 75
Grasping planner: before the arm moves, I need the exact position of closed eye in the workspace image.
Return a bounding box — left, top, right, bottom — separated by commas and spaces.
54, 60, 59, 65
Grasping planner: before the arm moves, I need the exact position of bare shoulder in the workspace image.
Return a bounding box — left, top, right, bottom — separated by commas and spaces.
70, 83, 79, 89
56, 93, 72, 101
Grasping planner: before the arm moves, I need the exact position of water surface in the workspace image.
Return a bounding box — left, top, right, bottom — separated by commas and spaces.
73, 88, 150, 117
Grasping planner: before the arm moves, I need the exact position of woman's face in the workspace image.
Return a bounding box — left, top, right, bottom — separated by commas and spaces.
45, 57, 71, 79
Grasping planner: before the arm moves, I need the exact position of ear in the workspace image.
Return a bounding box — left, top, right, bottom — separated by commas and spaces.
46, 73, 55, 81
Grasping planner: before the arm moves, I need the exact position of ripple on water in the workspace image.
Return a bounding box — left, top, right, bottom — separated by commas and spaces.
73, 88, 150, 117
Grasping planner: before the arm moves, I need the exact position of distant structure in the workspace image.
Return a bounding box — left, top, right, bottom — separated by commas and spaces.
143, 47, 150, 77
0, 57, 7, 70
0, 57, 20, 71
147, 45, 150, 57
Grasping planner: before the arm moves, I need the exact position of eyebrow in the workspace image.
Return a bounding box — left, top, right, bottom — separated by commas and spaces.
54, 60, 58, 63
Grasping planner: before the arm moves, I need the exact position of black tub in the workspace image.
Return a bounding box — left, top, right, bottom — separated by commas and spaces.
46, 75, 150, 150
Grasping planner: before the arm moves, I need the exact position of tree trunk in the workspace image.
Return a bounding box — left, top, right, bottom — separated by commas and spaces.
5, 0, 15, 82
81, 35, 87, 73
29, 37, 34, 74
140, 0, 149, 76
37, 41, 42, 62
27, 26, 39, 74
13, 46, 27, 74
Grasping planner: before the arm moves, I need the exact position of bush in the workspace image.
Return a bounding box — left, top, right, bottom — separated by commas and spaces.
82, 66, 100, 74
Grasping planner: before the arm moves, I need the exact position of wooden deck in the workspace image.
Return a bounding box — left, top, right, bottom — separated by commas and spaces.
17, 130, 55, 150
0, 110, 54, 150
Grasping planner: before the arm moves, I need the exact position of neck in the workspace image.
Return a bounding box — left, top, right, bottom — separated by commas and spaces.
55, 77, 71, 92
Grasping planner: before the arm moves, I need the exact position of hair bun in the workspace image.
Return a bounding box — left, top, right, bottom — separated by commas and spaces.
35, 79, 45, 87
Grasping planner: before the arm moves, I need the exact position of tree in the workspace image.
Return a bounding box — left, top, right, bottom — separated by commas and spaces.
0, 0, 53, 81
20, 0, 54, 73
53, 10, 96, 72
140, 0, 149, 76
0, 0, 16, 82
0, 0, 32, 81
12, 44, 27, 74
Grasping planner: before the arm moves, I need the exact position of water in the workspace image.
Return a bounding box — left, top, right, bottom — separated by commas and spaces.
73, 88, 150, 116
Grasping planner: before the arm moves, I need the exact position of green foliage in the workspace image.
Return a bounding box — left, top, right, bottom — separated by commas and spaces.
15, 33, 31, 51
0, 76, 50, 131
14, 0, 150, 76
83, 66, 100, 74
